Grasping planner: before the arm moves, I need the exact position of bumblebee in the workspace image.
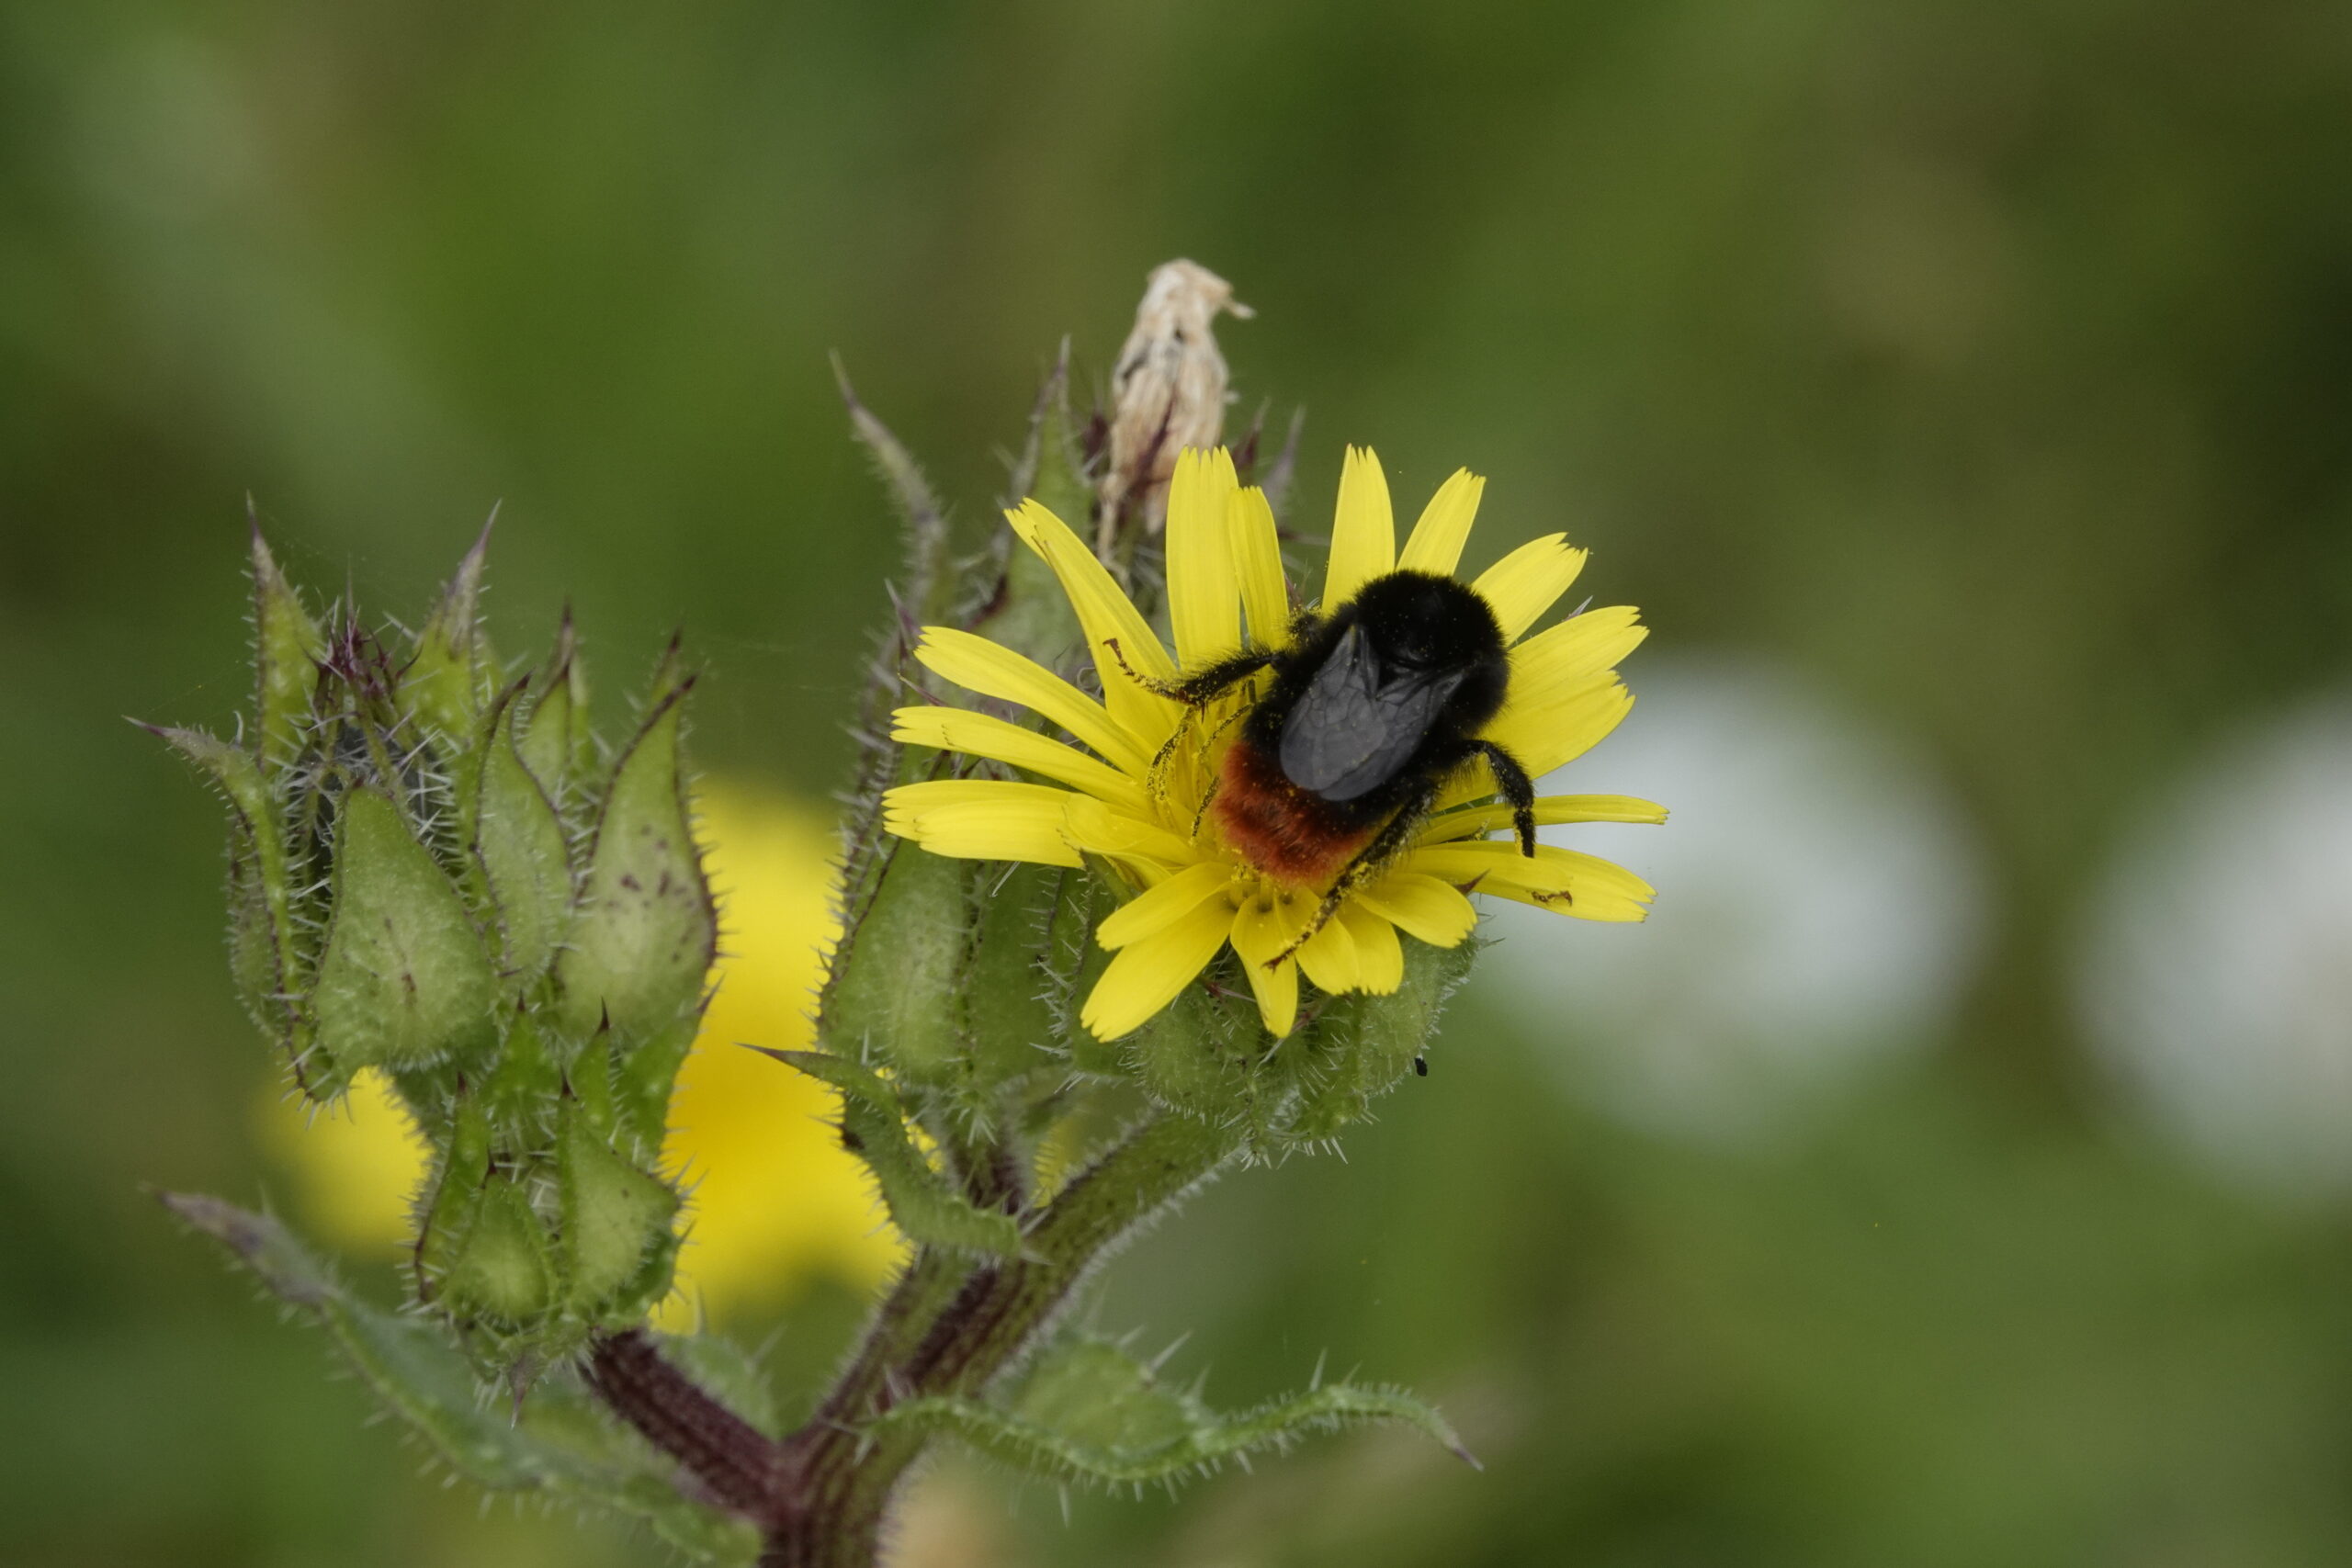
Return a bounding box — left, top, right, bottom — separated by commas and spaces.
1127, 569, 1538, 961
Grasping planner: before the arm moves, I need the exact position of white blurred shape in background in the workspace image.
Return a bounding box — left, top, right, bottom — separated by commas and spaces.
2079, 695, 2352, 1200
1482, 657, 1986, 1143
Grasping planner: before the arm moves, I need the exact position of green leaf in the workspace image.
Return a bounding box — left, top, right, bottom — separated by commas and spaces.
471, 683, 574, 987
159, 1194, 759, 1564
870, 1336, 1473, 1486
756, 1049, 1023, 1260
555, 683, 716, 1048
311, 787, 500, 1072
248, 522, 324, 772
558, 1105, 680, 1316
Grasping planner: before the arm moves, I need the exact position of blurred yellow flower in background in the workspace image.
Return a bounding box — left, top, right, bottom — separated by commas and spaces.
259, 779, 901, 1324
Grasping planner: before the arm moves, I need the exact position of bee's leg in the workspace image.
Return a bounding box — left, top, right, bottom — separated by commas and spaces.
1182, 704, 1251, 840
1102, 638, 1273, 705
1469, 739, 1539, 857
1265, 779, 1444, 970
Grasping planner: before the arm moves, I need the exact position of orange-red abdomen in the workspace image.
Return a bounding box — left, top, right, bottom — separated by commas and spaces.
1213, 737, 1377, 887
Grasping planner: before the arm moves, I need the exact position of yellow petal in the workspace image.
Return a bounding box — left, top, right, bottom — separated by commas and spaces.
1096, 861, 1234, 949
1405, 841, 1655, 922
889, 796, 1080, 867
1080, 896, 1234, 1040
1505, 606, 1646, 716
1321, 446, 1395, 607
1229, 485, 1291, 652
1166, 447, 1243, 669
1352, 870, 1479, 947
1338, 901, 1404, 994
1395, 468, 1486, 578
1227, 898, 1300, 1037
1419, 793, 1669, 844
1062, 794, 1195, 868
1482, 677, 1634, 781
1471, 534, 1588, 642
884, 777, 1070, 830
1004, 498, 1179, 743
914, 628, 1148, 776
1294, 907, 1360, 994
892, 706, 1149, 814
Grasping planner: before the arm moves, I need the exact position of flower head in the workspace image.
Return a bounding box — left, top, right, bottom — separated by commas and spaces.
884, 446, 1661, 1041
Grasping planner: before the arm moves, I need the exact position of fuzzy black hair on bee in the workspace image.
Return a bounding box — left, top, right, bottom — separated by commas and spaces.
1122, 569, 1538, 964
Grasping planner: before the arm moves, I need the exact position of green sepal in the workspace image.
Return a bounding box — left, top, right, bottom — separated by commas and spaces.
960, 862, 1064, 1090
152, 727, 298, 988
756, 1049, 1023, 1261
1283, 936, 1476, 1145
415, 1096, 493, 1295
1124, 976, 1290, 1137
442, 1175, 555, 1323
248, 523, 324, 772
868, 1336, 1473, 1486
613, 1012, 698, 1165
557, 1104, 681, 1317
469, 682, 574, 988
554, 682, 716, 1048
825, 842, 970, 1082
310, 787, 500, 1073
1047, 867, 1124, 1077
568, 1015, 618, 1137
982, 351, 1088, 666
223, 819, 285, 1043
517, 611, 594, 806
159, 1194, 759, 1564
483, 1007, 563, 1140
400, 524, 496, 743
834, 356, 952, 624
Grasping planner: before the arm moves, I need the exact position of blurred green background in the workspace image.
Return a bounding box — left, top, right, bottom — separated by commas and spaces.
7, 1, 2352, 1564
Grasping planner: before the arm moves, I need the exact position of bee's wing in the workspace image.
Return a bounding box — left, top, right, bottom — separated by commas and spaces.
1278, 624, 1467, 802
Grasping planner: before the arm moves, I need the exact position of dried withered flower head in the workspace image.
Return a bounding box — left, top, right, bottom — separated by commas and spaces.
1100, 258, 1252, 544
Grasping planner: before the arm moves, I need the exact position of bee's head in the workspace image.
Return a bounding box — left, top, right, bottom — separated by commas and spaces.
1349, 570, 1505, 677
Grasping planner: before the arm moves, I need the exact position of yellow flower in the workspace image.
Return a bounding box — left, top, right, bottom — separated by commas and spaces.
883, 446, 1662, 1041
260, 781, 900, 1322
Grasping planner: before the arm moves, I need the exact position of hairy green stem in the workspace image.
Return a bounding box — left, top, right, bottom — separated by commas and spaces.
757, 1110, 1240, 1564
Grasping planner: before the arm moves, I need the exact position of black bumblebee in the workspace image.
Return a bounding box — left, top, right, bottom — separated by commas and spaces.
1125, 570, 1539, 960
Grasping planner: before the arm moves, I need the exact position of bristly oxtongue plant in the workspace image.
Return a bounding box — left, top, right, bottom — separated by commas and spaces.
153, 261, 1658, 1566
